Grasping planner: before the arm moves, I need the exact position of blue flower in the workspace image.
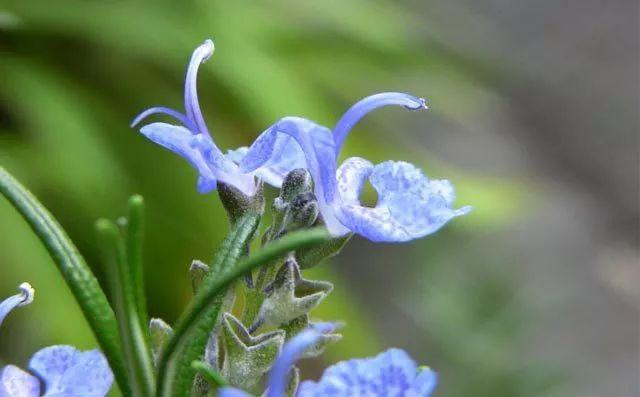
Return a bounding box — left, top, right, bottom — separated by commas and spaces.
238, 93, 471, 242
132, 39, 306, 195
0, 347, 114, 397
0, 285, 113, 397
219, 323, 437, 397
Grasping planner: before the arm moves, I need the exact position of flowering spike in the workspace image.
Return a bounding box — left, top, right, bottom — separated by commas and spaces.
333, 92, 427, 154
0, 283, 34, 327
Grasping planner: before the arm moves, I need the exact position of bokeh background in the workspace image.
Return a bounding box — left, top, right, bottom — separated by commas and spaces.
0, 1, 637, 396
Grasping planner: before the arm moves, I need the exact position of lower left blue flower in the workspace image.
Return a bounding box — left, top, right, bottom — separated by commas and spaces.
0, 284, 114, 397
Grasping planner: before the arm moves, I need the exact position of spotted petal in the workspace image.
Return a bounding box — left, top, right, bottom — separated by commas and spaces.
297, 348, 436, 397
28, 346, 113, 397
0, 366, 40, 397
139, 122, 217, 193
335, 159, 471, 242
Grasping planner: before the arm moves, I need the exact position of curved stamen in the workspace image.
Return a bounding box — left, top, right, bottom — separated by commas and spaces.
130, 106, 193, 129
266, 323, 336, 397
0, 283, 34, 327
184, 39, 215, 136
333, 92, 427, 155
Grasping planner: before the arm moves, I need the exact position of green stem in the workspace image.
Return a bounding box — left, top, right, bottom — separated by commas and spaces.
0, 166, 131, 396
191, 361, 228, 388
96, 220, 155, 397
156, 226, 330, 397
126, 195, 149, 335
242, 259, 279, 326
156, 214, 261, 397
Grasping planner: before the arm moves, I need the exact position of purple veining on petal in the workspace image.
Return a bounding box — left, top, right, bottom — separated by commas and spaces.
332, 92, 427, 155
297, 348, 437, 396
29, 346, 113, 397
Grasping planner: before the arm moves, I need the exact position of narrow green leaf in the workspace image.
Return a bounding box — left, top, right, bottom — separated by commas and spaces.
190, 361, 228, 388
96, 219, 156, 397
126, 195, 149, 334
157, 225, 330, 397
156, 213, 261, 397
0, 166, 131, 395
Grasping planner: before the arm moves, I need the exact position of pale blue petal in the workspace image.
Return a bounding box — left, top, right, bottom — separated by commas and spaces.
130, 106, 193, 130
335, 160, 470, 242
266, 323, 336, 397
240, 117, 349, 235
226, 147, 247, 165
29, 346, 113, 397
370, 349, 417, 395
298, 348, 435, 397
229, 138, 306, 188
413, 367, 438, 396
335, 157, 374, 204
0, 366, 40, 397
216, 387, 252, 397
228, 147, 280, 187
139, 122, 218, 193
0, 283, 34, 328
257, 135, 308, 188
189, 134, 238, 174
333, 93, 427, 154
184, 39, 215, 137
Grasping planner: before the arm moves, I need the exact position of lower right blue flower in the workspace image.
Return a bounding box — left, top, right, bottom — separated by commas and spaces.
297, 348, 437, 397
220, 324, 437, 397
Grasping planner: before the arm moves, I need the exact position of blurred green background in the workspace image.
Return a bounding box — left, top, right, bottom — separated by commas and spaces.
0, 1, 637, 396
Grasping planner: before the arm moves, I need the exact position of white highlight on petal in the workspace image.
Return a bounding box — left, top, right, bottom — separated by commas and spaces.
0, 365, 41, 397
